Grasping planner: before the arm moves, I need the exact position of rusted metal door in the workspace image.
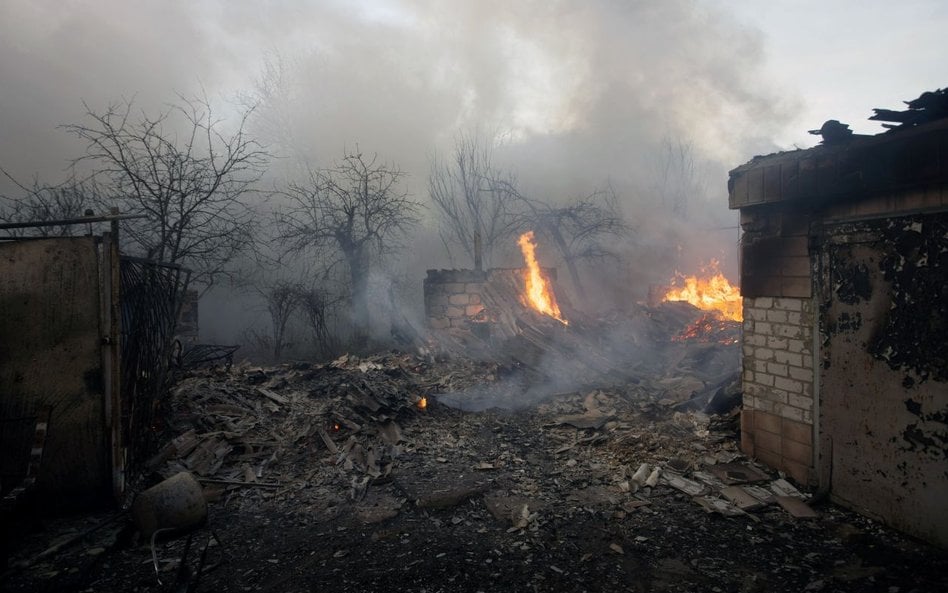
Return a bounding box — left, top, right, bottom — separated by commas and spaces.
818, 215, 948, 547
0, 236, 120, 507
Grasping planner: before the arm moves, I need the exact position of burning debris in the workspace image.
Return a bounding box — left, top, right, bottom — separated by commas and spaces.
4, 350, 945, 593
662, 259, 742, 322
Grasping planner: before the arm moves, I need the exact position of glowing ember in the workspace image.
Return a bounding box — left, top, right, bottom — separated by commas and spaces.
673, 312, 740, 345
663, 260, 742, 322
417, 396, 428, 410
517, 231, 568, 325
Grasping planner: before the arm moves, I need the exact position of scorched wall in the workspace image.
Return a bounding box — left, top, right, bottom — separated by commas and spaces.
729, 116, 948, 547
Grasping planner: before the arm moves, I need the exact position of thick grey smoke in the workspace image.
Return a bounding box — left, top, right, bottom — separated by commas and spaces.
0, 0, 795, 342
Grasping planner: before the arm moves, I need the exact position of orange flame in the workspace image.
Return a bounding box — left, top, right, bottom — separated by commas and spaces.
417, 396, 428, 410
517, 231, 568, 325
663, 259, 742, 322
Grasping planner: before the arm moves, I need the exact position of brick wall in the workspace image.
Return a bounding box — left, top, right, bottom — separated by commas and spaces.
423, 269, 487, 330
740, 296, 816, 484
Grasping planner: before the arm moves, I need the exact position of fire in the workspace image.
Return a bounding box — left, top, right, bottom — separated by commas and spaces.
417, 396, 428, 410
663, 260, 742, 322
517, 231, 568, 325
673, 312, 740, 345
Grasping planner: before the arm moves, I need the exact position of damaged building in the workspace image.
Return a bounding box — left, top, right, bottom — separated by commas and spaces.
730, 100, 948, 546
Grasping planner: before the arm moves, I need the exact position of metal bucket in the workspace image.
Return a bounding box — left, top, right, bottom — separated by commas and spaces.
131, 471, 207, 537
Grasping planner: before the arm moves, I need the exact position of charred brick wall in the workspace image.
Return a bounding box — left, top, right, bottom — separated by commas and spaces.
740, 296, 816, 484
423, 269, 487, 329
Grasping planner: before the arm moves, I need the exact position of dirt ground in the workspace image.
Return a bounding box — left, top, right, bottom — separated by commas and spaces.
2, 350, 946, 593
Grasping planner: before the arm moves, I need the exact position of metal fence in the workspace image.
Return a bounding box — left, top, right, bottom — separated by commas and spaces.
120, 256, 191, 474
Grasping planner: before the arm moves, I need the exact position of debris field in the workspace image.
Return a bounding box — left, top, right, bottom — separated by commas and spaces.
2, 305, 946, 593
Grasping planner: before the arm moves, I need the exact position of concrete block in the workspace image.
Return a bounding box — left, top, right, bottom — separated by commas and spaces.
755, 447, 782, 470
782, 438, 812, 466
773, 324, 803, 339
767, 362, 789, 377
755, 410, 781, 434
444, 306, 464, 318
755, 429, 782, 456
469, 294, 481, 305
774, 403, 804, 423
449, 294, 470, 306
755, 372, 775, 387
770, 388, 789, 404
781, 459, 811, 485
774, 298, 802, 311
756, 348, 774, 361
782, 417, 813, 444
755, 297, 773, 309
774, 376, 803, 393
787, 393, 812, 410
756, 322, 773, 335
788, 366, 811, 382
775, 351, 803, 367
465, 305, 484, 317
746, 334, 767, 347
766, 310, 789, 323
767, 336, 788, 350
787, 339, 807, 353
748, 308, 767, 321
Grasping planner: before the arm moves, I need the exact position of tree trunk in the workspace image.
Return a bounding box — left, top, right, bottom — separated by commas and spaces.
548, 227, 587, 300
347, 252, 370, 350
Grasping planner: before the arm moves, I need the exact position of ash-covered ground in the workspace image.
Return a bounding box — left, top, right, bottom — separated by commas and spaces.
2, 308, 945, 593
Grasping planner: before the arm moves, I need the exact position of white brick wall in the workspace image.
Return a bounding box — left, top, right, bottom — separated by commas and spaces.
742, 297, 815, 425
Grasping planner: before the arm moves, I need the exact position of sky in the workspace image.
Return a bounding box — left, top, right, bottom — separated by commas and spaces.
0, 0, 944, 303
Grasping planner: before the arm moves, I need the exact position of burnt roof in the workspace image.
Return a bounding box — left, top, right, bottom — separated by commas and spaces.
729, 90, 948, 211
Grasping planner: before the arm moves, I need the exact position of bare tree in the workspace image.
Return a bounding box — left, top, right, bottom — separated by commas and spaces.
295, 284, 343, 358
261, 281, 301, 360
61, 94, 268, 292
276, 150, 421, 347
0, 169, 105, 237
516, 187, 632, 299
237, 53, 302, 160
650, 136, 708, 219
429, 132, 522, 269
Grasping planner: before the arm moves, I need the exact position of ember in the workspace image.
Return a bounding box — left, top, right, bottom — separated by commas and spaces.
673, 312, 740, 345
517, 231, 568, 325
663, 259, 742, 322
417, 396, 428, 410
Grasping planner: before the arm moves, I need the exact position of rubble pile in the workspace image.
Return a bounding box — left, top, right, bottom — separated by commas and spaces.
4, 338, 946, 593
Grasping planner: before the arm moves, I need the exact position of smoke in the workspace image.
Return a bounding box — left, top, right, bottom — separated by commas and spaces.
0, 0, 795, 342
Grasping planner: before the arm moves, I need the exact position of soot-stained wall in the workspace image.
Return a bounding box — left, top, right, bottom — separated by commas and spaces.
729, 117, 948, 546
